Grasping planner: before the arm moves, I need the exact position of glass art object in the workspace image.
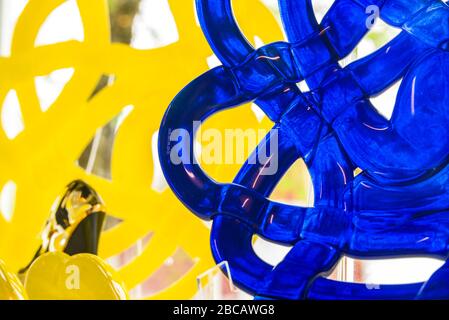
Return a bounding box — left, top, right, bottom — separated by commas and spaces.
0, 260, 27, 300
159, 0, 449, 299
19, 180, 106, 277
23, 252, 128, 300
0, 0, 281, 299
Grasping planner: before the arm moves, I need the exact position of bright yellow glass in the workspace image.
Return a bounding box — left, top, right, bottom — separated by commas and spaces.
0, 260, 27, 300
24, 252, 128, 300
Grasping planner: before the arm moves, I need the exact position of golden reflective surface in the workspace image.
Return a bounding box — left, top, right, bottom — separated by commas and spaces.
20, 180, 105, 275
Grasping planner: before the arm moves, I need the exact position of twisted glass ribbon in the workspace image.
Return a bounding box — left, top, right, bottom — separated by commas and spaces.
159, 0, 449, 299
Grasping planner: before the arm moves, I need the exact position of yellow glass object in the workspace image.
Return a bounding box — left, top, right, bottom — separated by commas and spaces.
0, 260, 27, 300
24, 252, 128, 300
0, 0, 282, 299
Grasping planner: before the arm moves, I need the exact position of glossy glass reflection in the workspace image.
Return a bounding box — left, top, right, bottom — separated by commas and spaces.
19, 180, 106, 276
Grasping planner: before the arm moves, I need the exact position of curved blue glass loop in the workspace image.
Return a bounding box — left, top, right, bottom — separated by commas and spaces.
159, 0, 449, 299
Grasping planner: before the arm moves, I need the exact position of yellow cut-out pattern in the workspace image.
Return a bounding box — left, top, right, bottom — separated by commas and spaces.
0, 0, 282, 299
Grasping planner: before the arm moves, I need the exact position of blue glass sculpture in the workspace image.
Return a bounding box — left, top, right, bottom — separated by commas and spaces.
158, 0, 449, 299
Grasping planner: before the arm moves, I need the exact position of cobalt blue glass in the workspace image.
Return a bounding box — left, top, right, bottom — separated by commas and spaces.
158, 0, 449, 299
